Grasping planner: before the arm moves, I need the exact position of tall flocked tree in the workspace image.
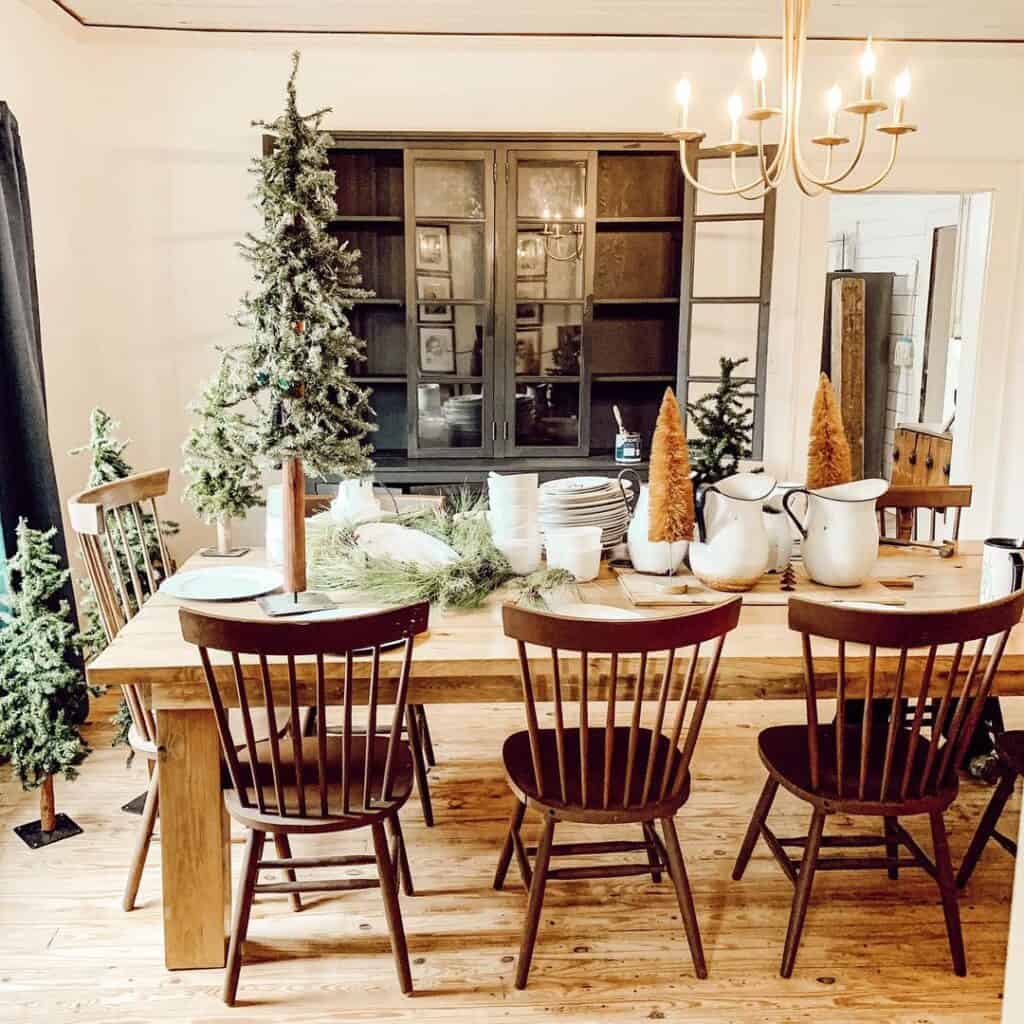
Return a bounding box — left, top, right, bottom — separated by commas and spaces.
0, 521, 94, 845
686, 356, 756, 486
648, 388, 695, 545
183, 363, 264, 555
806, 372, 853, 489
226, 51, 376, 602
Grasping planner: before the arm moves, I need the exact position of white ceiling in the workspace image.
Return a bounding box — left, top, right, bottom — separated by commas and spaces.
56, 1, 1024, 41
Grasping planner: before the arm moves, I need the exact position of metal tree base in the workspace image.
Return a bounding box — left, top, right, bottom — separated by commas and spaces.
258, 591, 335, 617
122, 791, 149, 815
199, 546, 250, 558
14, 814, 83, 849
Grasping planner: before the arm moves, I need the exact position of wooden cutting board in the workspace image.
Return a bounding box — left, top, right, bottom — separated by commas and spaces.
615, 564, 907, 607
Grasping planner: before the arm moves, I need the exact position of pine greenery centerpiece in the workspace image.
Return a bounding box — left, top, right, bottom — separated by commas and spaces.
686, 356, 756, 486
0, 521, 96, 845
183, 364, 263, 556
226, 51, 376, 601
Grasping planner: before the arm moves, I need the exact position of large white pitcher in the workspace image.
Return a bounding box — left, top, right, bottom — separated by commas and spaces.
783, 479, 889, 587
689, 473, 776, 591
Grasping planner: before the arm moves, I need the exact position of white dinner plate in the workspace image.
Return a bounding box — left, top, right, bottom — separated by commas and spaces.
540, 477, 617, 495
160, 567, 283, 602
554, 602, 645, 620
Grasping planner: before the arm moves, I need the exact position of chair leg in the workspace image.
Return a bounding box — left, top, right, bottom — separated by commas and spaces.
494, 798, 527, 891
415, 705, 436, 767
223, 829, 265, 1007
122, 765, 160, 911
515, 815, 556, 990
372, 820, 413, 995
405, 706, 434, 827
733, 776, 779, 881
388, 813, 415, 897
642, 822, 663, 883
956, 768, 1018, 889
660, 816, 707, 979
780, 808, 825, 978
273, 834, 302, 912
930, 810, 967, 976
884, 816, 900, 881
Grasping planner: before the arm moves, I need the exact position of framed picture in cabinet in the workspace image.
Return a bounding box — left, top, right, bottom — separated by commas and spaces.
419, 325, 456, 373
515, 328, 542, 375
416, 274, 453, 323
516, 233, 547, 278
416, 226, 450, 272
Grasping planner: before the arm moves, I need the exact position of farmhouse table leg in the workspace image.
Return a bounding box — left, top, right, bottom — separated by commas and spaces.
156, 707, 231, 969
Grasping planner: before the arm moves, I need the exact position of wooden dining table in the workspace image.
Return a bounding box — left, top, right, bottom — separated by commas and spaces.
86, 541, 1024, 971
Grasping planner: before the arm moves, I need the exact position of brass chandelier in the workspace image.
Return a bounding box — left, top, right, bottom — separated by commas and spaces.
669, 0, 918, 198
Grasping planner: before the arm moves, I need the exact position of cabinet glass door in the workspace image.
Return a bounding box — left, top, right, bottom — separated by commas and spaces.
501, 150, 596, 456
404, 149, 495, 457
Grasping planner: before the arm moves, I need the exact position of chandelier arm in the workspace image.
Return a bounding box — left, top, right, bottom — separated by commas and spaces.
798, 114, 869, 188
730, 152, 771, 201
679, 148, 770, 197
818, 135, 901, 194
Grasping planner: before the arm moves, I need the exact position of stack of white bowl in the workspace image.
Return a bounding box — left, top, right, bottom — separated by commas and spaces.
487, 472, 541, 575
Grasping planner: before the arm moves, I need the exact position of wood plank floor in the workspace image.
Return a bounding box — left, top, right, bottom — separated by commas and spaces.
1, 693, 1019, 1023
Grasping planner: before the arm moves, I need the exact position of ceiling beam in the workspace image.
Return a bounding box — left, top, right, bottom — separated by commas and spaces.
46, 1, 1024, 45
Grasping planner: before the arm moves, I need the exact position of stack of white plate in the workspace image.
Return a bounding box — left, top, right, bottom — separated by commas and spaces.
487, 473, 541, 574
538, 476, 632, 549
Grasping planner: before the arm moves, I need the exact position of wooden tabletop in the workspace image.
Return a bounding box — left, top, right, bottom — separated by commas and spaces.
86, 542, 1024, 709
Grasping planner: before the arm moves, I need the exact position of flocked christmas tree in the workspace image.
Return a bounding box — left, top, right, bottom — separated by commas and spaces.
648, 388, 695, 546
806, 372, 853, 489
0, 521, 95, 843
227, 51, 375, 599
183, 362, 264, 556
686, 356, 756, 485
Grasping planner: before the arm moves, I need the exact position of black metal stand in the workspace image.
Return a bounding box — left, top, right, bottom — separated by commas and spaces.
14, 814, 83, 850
199, 546, 250, 558
258, 590, 334, 617
122, 791, 148, 815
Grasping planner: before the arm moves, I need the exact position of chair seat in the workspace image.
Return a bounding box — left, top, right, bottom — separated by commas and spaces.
758, 724, 958, 814
997, 730, 1024, 776
502, 726, 690, 822
224, 734, 415, 833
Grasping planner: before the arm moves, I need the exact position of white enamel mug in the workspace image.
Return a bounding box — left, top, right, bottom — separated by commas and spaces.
980, 537, 1024, 602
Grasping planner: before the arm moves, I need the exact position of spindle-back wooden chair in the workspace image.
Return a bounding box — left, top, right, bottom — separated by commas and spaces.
495, 598, 742, 989
876, 483, 972, 546
733, 591, 1024, 978
68, 469, 175, 911
303, 493, 438, 825
955, 729, 1024, 888
179, 601, 430, 1005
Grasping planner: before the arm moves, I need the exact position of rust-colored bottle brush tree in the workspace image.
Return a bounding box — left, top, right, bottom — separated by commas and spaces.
806, 372, 853, 489
648, 388, 695, 548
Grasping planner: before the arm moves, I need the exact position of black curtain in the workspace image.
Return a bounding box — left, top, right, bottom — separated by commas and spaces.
0, 101, 78, 625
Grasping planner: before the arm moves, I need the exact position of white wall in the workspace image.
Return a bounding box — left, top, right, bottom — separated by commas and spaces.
7, 0, 1024, 551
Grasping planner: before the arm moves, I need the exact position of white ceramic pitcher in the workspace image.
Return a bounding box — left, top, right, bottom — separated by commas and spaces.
689, 473, 776, 591
783, 479, 889, 587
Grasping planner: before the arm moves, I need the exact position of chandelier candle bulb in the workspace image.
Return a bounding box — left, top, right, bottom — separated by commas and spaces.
751, 47, 768, 109
859, 37, 877, 101
675, 78, 691, 130
894, 69, 911, 122
728, 94, 743, 143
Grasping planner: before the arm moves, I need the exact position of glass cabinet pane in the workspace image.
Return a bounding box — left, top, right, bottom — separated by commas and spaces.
514, 304, 582, 376
692, 220, 763, 297
688, 303, 760, 376
414, 159, 485, 219
414, 223, 486, 299
417, 383, 484, 449
514, 382, 581, 447
515, 230, 584, 299
517, 161, 586, 220
417, 308, 484, 376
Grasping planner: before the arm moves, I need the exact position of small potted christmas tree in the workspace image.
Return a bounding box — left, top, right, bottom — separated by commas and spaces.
0, 521, 94, 848
686, 356, 756, 486
184, 363, 264, 557
229, 52, 376, 613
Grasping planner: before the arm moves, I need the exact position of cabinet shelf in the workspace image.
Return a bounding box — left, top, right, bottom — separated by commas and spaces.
331, 215, 404, 224
354, 297, 405, 306
596, 216, 682, 225
354, 375, 406, 384
593, 374, 676, 383
592, 297, 680, 306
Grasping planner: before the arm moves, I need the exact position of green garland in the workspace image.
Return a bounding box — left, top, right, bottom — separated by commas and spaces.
307, 493, 574, 611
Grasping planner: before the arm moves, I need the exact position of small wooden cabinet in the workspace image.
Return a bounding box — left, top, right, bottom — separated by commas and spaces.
301, 132, 777, 483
